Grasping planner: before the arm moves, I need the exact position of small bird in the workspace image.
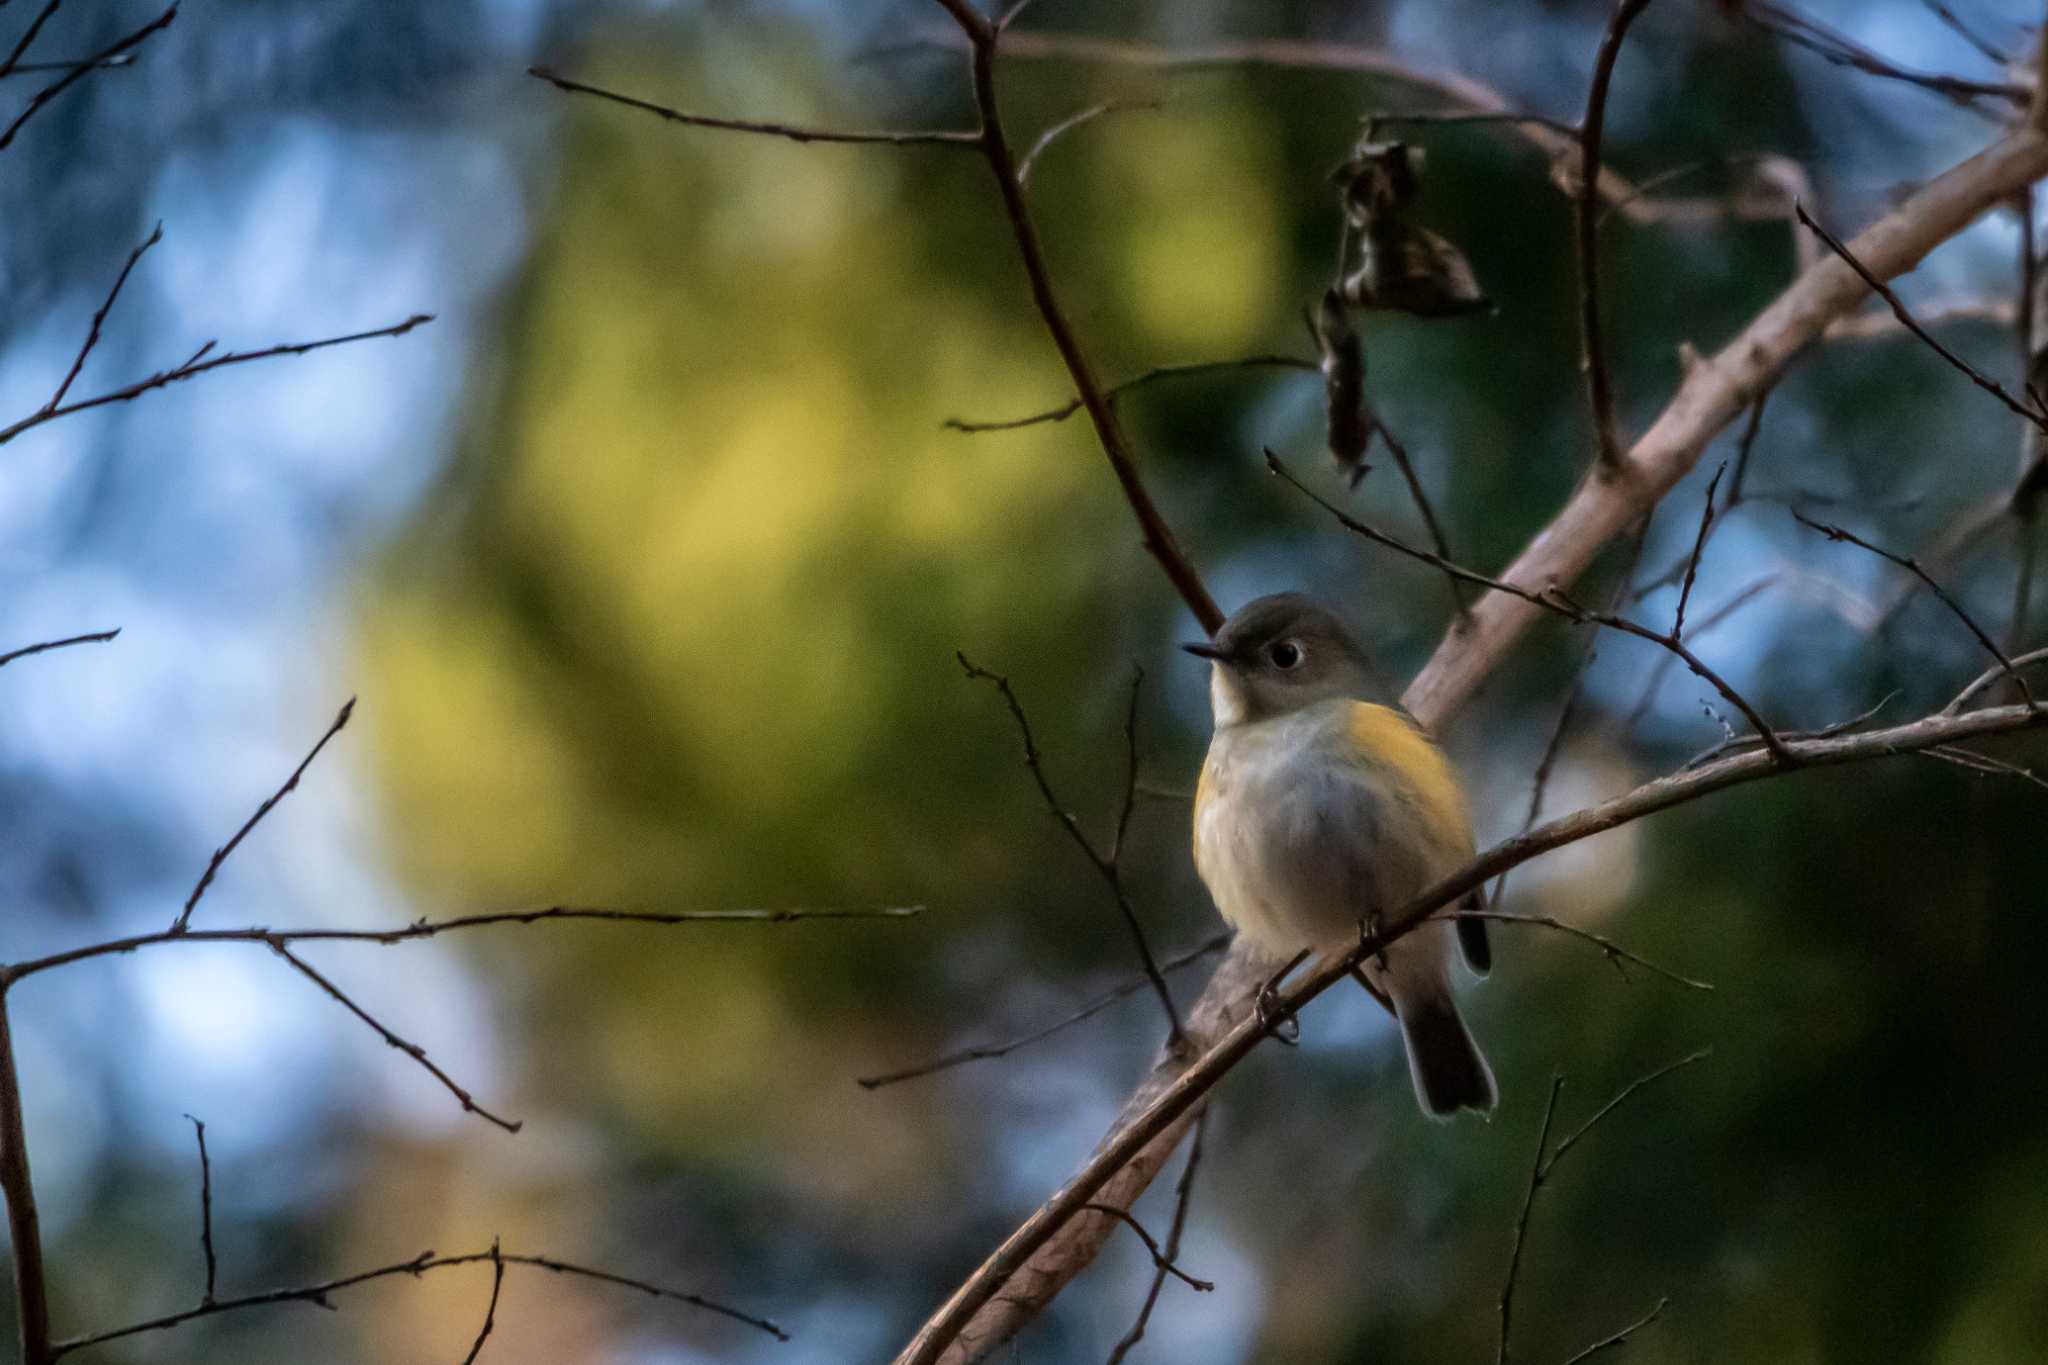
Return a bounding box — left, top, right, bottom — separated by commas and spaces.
1187, 593, 1497, 1117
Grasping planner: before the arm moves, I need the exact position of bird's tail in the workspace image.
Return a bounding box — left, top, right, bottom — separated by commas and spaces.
1395, 984, 1497, 1118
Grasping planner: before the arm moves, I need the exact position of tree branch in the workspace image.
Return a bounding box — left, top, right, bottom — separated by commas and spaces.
0, 4, 174, 152
1577, 0, 1654, 471
0, 990, 53, 1365
932, 1, 1223, 631
893, 698, 2044, 1363
525, 66, 980, 147
0, 629, 118, 670
173, 698, 355, 935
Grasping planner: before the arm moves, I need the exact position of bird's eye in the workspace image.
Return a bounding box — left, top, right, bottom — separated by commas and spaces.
1269, 640, 1302, 669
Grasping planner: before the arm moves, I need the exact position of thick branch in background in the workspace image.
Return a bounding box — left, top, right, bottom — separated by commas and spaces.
1576, 0, 1654, 471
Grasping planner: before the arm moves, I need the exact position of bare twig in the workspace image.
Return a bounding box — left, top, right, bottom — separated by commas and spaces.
1268, 451, 1793, 760
1683, 690, 1896, 769
1105, 1105, 1209, 1364
50, 1245, 788, 1354
173, 698, 355, 934
944, 354, 1313, 433
0, 54, 136, 77
458, 1239, 505, 1365
1947, 645, 2048, 714
525, 66, 978, 147
855, 935, 1229, 1090
1797, 203, 2048, 432
958, 654, 1183, 1043
1916, 1, 2006, 68
1672, 463, 1726, 640
1921, 743, 2048, 792
1793, 510, 2036, 706
0, 991, 53, 1365
1623, 574, 1779, 731
0, 628, 118, 669
1372, 417, 1472, 622
4, 904, 924, 985
1017, 99, 1159, 186
1501, 1049, 1704, 1364
1557, 1298, 1670, 1365
268, 941, 522, 1133
1541, 1049, 1710, 1177
1496, 1073, 1564, 1365
932, 0, 1223, 632
1446, 910, 1712, 992
1076, 1204, 1211, 1293
894, 697, 2036, 1365
1577, 0, 1654, 471
0, 2, 63, 85
0, 314, 434, 449
1743, 1, 2025, 109
0, 4, 175, 152
183, 1115, 216, 1305
49, 223, 161, 412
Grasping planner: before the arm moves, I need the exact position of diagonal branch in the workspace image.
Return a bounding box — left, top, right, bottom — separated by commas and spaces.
0, 989, 53, 1365
0, 314, 434, 450
1793, 510, 2037, 707
958, 654, 1184, 1043
944, 355, 1314, 433
1105, 1105, 1209, 1364
0, 629, 118, 669
525, 67, 979, 147
855, 934, 1228, 1090
932, 0, 1222, 631
1577, 0, 1654, 471
173, 698, 354, 934
1016, 98, 1159, 186
1446, 910, 1712, 992
0, 4, 174, 152
183, 1115, 217, 1305
49, 223, 161, 412
1557, 1298, 1670, 1365
267, 941, 522, 1133
458, 1240, 505, 1365
1796, 203, 2048, 432
1077, 1203, 1212, 1293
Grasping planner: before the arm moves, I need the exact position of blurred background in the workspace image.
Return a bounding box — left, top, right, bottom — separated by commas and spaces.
4, 0, 2047, 1360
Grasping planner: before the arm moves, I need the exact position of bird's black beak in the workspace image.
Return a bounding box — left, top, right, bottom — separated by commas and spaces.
1181, 641, 1227, 661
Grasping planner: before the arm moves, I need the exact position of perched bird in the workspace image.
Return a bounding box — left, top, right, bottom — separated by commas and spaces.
1187, 593, 1496, 1117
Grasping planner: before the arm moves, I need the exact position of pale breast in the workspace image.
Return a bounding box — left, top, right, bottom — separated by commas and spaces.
1193, 701, 1473, 959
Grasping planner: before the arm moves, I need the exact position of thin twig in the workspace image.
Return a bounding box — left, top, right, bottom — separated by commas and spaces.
4, 904, 924, 985
525, 66, 979, 147
49, 222, 161, 412
0, 54, 136, 77
1373, 417, 1472, 623
1916, 1, 2006, 67
1076, 1204, 1212, 1293
1623, 574, 1779, 732
1744, 1, 2024, 109
1267, 450, 1793, 761
0, 1, 64, 87
933, 0, 1224, 631
943, 354, 1313, 433
0, 4, 175, 151
1797, 203, 2048, 432
1540, 1049, 1711, 1178
458, 1239, 505, 1365
1017, 99, 1158, 186
855, 935, 1229, 1090
50, 1246, 788, 1354
1946, 645, 2048, 714
1793, 510, 2036, 707
1577, 0, 1654, 471
183, 1115, 217, 1305
267, 942, 523, 1132
1921, 743, 2048, 792
0, 628, 118, 669
1111, 666, 1143, 863
1105, 1105, 1209, 1365
1685, 690, 1896, 770
1493, 528, 1647, 911
173, 698, 355, 934
0, 314, 434, 449
958, 654, 1184, 1043
1496, 1073, 1564, 1365
1557, 1298, 1670, 1365
1672, 463, 1726, 640
1446, 910, 1712, 991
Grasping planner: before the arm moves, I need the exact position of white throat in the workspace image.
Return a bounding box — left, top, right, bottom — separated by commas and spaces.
1209, 664, 1250, 728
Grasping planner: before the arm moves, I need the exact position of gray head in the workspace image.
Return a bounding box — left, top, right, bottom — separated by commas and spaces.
1183, 593, 1377, 725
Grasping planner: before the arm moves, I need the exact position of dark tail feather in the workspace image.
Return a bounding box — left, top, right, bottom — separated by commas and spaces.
1396, 985, 1497, 1119
1456, 892, 1492, 975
